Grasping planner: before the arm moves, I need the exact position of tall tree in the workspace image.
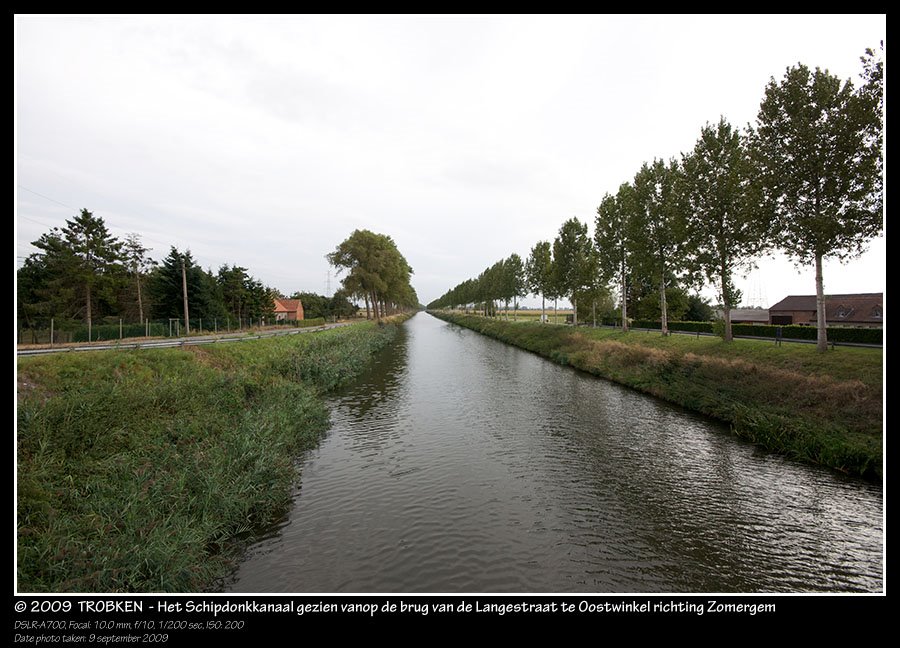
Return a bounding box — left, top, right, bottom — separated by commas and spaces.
552, 217, 595, 327
149, 248, 204, 324
595, 182, 635, 331
574, 245, 608, 327
525, 241, 554, 323
218, 265, 250, 322
748, 58, 883, 351
627, 159, 686, 335
327, 230, 417, 319
122, 233, 155, 324
31, 209, 123, 340
681, 118, 769, 342
501, 254, 525, 320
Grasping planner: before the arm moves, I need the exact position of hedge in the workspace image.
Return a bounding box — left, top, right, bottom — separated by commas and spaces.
733, 323, 882, 345
626, 320, 881, 344
631, 319, 714, 333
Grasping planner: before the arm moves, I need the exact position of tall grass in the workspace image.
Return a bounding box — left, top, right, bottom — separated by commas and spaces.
429, 311, 882, 480
17, 318, 403, 592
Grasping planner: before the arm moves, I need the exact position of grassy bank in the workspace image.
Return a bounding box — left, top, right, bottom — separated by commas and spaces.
17, 317, 408, 592
429, 311, 882, 480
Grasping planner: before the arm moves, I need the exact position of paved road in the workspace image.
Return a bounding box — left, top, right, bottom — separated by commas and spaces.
16, 322, 352, 356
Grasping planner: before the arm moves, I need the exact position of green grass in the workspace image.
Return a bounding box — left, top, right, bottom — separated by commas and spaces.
430, 311, 883, 480
17, 318, 406, 592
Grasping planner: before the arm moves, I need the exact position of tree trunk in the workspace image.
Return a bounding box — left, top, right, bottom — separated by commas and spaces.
181, 259, 190, 335
572, 296, 577, 327
554, 298, 558, 324
136, 271, 144, 325
541, 294, 546, 324
621, 260, 628, 332
592, 300, 596, 328
659, 276, 668, 335
815, 253, 828, 352
721, 269, 733, 343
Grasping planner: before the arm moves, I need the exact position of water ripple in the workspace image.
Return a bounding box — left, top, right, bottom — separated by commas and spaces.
229, 313, 883, 593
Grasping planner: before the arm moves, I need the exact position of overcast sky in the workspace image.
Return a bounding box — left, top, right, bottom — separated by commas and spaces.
15, 15, 885, 308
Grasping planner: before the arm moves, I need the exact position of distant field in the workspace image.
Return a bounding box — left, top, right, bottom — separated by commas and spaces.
457, 308, 574, 322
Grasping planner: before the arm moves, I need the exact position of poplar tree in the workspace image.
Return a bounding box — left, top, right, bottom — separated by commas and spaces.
748, 56, 883, 351
552, 217, 595, 327
681, 118, 769, 342
525, 241, 554, 323
595, 182, 635, 331
627, 159, 685, 335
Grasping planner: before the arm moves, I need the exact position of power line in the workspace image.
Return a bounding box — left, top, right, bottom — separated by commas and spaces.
17, 184, 171, 251
17, 185, 79, 211
17, 213, 61, 230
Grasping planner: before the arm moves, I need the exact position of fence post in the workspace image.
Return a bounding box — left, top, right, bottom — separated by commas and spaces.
215, 318, 218, 335
50, 318, 54, 348
199, 317, 202, 333
120, 318, 123, 340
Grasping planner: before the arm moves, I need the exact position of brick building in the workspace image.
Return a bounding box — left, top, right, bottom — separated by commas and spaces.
768, 293, 882, 327
273, 298, 304, 321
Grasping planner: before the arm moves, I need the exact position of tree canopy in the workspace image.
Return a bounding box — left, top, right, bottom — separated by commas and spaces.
681, 118, 769, 341
748, 57, 883, 350
326, 229, 418, 319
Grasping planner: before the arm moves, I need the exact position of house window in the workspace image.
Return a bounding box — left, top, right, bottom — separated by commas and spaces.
872, 306, 882, 319
835, 305, 851, 318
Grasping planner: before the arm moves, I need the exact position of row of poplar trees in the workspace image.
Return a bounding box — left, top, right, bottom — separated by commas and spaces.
430, 47, 883, 351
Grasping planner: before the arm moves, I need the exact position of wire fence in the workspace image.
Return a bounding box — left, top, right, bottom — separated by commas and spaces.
16, 316, 330, 346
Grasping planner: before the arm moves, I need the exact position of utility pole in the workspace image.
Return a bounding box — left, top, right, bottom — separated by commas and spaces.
181, 257, 191, 335
135, 260, 144, 325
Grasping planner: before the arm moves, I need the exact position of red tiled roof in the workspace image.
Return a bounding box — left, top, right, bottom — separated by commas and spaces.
274, 299, 303, 312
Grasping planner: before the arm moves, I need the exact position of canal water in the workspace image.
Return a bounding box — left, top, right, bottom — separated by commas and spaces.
228, 313, 882, 592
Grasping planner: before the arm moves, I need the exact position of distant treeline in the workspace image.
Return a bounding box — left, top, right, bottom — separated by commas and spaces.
17, 209, 357, 335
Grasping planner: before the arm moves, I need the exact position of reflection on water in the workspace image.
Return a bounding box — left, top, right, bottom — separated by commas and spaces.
229, 313, 882, 593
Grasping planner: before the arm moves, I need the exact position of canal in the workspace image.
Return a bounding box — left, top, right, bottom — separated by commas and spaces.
228, 313, 882, 592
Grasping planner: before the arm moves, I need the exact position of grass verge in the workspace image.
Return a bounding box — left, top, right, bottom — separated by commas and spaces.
429, 311, 882, 480
17, 317, 408, 592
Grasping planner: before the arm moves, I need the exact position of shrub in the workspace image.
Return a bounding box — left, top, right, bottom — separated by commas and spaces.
712, 319, 727, 339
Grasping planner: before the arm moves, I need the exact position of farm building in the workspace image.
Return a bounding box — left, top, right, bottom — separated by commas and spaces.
273, 298, 304, 321
768, 293, 882, 327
